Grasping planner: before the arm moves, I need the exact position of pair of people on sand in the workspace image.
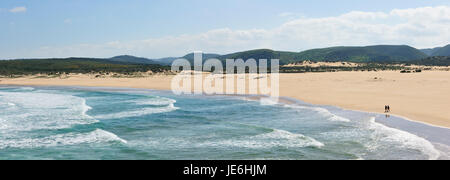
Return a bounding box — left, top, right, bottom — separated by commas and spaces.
384, 105, 391, 113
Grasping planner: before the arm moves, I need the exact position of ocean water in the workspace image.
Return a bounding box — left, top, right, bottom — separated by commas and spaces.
0, 86, 449, 160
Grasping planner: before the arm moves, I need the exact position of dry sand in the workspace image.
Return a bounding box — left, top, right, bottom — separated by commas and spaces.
1, 71, 450, 128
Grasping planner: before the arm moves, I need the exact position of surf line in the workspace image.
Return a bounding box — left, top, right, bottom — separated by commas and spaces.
183, 164, 218, 178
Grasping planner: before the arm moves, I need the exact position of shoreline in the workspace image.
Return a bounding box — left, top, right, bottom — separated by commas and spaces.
1, 71, 450, 128
2, 83, 450, 132
2, 85, 449, 160
278, 95, 450, 130
276, 96, 450, 151
3, 84, 450, 152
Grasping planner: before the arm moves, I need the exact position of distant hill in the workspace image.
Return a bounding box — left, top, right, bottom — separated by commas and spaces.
0, 58, 169, 75
430, 45, 450, 56
148, 53, 221, 65
420, 47, 442, 56
148, 50, 295, 65
294, 45, 428, 63
183, 53, 221, 61
207, 45, 427, 65
2, 44, 441, 67
20, 45, 432, 66
151, 57, 180, 65
110, 55, 158, 64
217, 49, 298, 65
420, 44, 450, 56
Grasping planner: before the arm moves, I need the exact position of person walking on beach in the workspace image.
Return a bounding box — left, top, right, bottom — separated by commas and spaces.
385, 105, 391, 118
384, 105, 391, 113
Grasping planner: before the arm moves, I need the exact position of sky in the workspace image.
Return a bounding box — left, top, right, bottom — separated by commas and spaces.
1, 0, 450, 59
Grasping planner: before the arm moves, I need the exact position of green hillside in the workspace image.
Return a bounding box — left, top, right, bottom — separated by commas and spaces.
183, 53, 221, 61
0, 44, 441, 75
421, 47, 441, 56
211, 45, 427, 65
294, 45, 427, 63
149, 53, 221, 65
105, 45, 432, 65
151, 57, 180, 65
0, 58, 169, 75
431, 45, 450, 56
110, 55, 158, 64
218, 49, 298, 64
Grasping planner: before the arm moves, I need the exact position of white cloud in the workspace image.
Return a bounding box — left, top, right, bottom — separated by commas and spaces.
11, 5, 450, 59
9, 6, 27, 13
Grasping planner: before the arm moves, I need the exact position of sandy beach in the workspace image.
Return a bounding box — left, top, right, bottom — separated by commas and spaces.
1, 71, 450, 128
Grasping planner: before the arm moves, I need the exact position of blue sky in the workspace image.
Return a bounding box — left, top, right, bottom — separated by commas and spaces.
1, 0, 450, 59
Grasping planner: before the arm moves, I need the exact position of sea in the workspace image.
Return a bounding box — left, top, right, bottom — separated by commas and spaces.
0, 85, 449, 160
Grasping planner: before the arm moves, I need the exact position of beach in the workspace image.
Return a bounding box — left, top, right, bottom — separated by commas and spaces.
1, 71, 450, 128
3, 85, 447, 160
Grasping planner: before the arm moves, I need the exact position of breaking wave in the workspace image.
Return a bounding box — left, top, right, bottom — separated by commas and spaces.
0, 129, 127, 149
95, 97, 179, 119
134, 96, 177, 106
0, 91, 97, 132
365, 117, 441, 160
285, 104, 351, 122
147, 129, 324, 149
208, 129, 324, 149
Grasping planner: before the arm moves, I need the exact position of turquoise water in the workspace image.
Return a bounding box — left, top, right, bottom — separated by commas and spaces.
0, 86, 448, 160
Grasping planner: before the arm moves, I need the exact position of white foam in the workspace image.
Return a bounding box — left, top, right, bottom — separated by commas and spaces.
0, 117, 7, 129
94, 96, 178, 119
244, 96, 350, 122
285, 104, 350, 122
0, 91, 97, 132
366, 117, 441, 160
199, 129, 324, 149
80, 99, 92, 116
95, 103, 179, 119
433, 143, 450, 160
134, 96, 177, 106
19, 87, 35, 91
0, 129, 127, 149
0, 101, 16, 109
259, 97, 279, 106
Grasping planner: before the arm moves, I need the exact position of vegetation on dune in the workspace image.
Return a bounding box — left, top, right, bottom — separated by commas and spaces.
0, 58, 170, 76
407, 56, 450, 66
279, 63, 406, 73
